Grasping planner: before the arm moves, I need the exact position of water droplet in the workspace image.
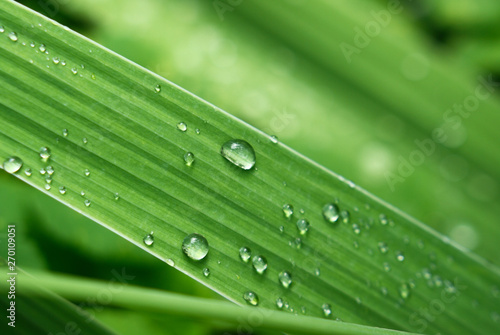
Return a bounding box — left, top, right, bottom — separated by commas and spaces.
381, 287, 388, 296
80, 191, 85, 197
322, 303, 332, 317
0, 26, 4, 33
29, 41, 35, 47
279, 225, 285, 233
177, 122, 187, 132
299, 208, 305, 214
243, 291, 259, 306
154, 84, 161, 93
378, 242, 388, 254
383, 262, 391, 272
59, 186, 66, 195
352, 224, 361, 235
396, 251, 405, 262
53, 57, 60, 64
184, 152, 195, 166
24, 168, 32, 177
252, 255, 268, 274
276, 297, 284, 309
340, 210, 350, 223
239, 247, 251, 263
84, 199, 91, 207
114, 193, 120, 200
82, 137, 88, 144
202, 267, 210, 277
46, 165, 54, 176
62, 128, 68, 136
3, 157, 23, 174
71, 67, 78, 75
399, 283, 410, 300
39, 44, 46, 52
278, 271, 292, 288
143, 232, 154, 246
379, 214, 388, 225
8, 32, 18, 42
195, 128, 201, 135
322, 203, 340, 223
314, 268, 321, 276
294, 237, 302, 249
282, 204, 294, 218
44, 183, 51, 191
355, 297, 362, 305
270, 135, 278, 144
220, 139, 256, 170
84, 169, 90, 177
182, 233, 209, 260
300, 306, 306, 314
296, 219, 310, 235
39, 147, 51, 161
166, 258, 175, 267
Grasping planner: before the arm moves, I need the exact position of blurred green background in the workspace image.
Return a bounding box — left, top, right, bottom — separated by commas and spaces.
2, 0, 500, 334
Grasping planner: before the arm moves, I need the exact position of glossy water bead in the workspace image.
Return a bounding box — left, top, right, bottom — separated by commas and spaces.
3, 157, 23, 174
182, 233, 209, 260
220, 139, 256, 170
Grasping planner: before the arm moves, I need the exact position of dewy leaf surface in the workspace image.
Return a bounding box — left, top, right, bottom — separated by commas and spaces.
0, 1, 499, 334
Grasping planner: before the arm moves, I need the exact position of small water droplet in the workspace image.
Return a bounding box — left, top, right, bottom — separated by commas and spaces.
296, 219, 310, 235
80, 191, 85, 197
270, 135, 278, 144
114, 193, 120, 200
39, 168, 46, 175
252, 255, 268, 274
45, 176, 52, 184
143, 232, 154, 246
315, 268, 321, 276
381, 287, 388, 296
202, 267, 210, 277
378, 242, 388, 254
184, 152, 195, 166
276, 297, 284, 309
8, 32, 18, 42
177, 122, 187, 132
3, 157, 23, 174
84, 199, 91, 207
71, 67, 78, 75
383, 262, 391, 272
396, 251, 405, 262
154, 84, 161, 93
379, 214, 388, 225
59, 186, 66, 195
340, 210, 350, 223
278, 271, 292, 288
46, 165, 54, 176
239, 247, 251, 262
282, 204, 294, 218
166, 258, 175, 267
182, 233, 209, 260
24, 168, 32, 177
39, 44, 46, 52
355, 297, 362, 305
300, 306, 306, 314
91, 73, 96, 80
322, 203, 340, 223
82, 137, 88, 144
279, 225, 284, 233
220, 139, 256, 170
299, 208, 305, 214
62, 128, 68, 136
195, 128, 201, 135
399, 283, 410, 300
352, 223, 361, 235
0, 26, 4, 33
52, 57, 60, 64
84, 169, 90, 177
243, 291, 259, 306
29, 41, 35, 47
44, 183, 51, 190
39, 147, 51, 161
322, 303, 332, 317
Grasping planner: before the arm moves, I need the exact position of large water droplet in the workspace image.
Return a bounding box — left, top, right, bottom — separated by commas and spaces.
296, 219, 310, 235
184, 152, 195, 166
220, 139, 256, 170
282, 204, 294, 218
3, 157, 23, 174
252, 255, 268, 274
39, 147, 51, 161
8, 32, 18, 42
239, 247, 251, 262
177, 122, 187, 132
182, 233, 209, 260
278, 271, 292, 288
243, 291, 259, 306
322, 303, 332, 317
143, 232, 154, 246
322, 203, 340, 223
